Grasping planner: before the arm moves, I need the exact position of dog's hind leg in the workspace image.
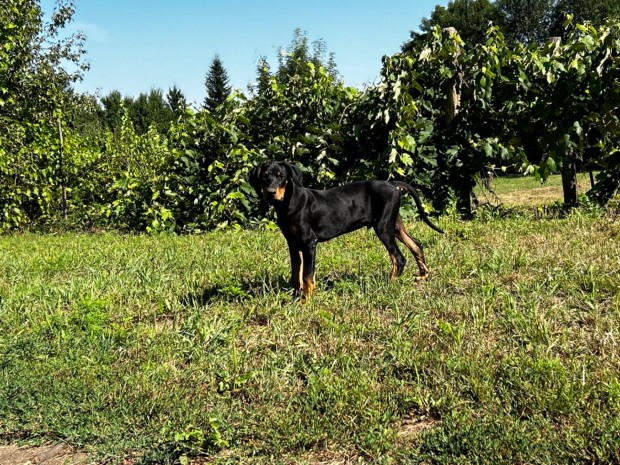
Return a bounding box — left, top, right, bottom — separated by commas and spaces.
374, 224, 407, 280
395, 215, 430, 281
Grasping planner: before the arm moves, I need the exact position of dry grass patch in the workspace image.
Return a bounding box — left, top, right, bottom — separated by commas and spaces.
0, 444, 89, 465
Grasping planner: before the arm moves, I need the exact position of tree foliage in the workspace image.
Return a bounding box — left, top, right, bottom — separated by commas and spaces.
1, 6, 619, 233
98, 88, 176, 135
496, 0, 556, 44
549, 0, 620, 37
166, 85, 187, 117
412, 0, 620, 46
204, 54, 232, 111
412, 0, 502, 46
275, 28, 339, 84
0, 0, 87, 231
361, 20, 620, 216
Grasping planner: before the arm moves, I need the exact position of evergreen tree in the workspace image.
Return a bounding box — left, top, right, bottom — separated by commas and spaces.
130, 88, 173, 134
166, 85, 187, 117
204, 54, 232, 111
99, 90, 125, 132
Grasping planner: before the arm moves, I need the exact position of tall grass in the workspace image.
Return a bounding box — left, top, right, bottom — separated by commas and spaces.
1, 186, 619, 463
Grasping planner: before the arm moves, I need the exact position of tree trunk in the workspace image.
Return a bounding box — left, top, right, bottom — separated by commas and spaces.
561, 151, 578, 208
455, 174, 475, 219
442, 27, 462, 128
442, 27, 470, 218
456, 188, 474, 218
57, 118, 68, 219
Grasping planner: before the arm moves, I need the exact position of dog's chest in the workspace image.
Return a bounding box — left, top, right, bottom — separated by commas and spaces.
278, 220, 313, 243
287, 223, 299, 237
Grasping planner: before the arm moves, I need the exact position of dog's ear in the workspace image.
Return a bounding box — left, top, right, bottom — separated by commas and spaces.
283, 162, 303, 186
249, 164, 263, 195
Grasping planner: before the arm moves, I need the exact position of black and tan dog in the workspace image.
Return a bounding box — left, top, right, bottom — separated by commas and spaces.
250, 160, 443, 302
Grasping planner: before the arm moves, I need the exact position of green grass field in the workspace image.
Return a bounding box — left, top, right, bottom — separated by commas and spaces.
1, 176, 619, 464
473, 172, 595, 206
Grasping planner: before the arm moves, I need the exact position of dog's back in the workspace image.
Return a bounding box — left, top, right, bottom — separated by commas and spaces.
299, 181, 401, 241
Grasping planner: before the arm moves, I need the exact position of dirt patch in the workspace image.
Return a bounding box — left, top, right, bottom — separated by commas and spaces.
397, 416, 440, 443
0, 444, 89, 465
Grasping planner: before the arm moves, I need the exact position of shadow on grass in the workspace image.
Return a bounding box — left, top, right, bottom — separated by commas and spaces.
182, 273, 290, 306
182, 271, 380, 306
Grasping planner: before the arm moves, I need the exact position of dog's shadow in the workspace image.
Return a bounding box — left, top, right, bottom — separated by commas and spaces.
181, 273, 288, 306
182, 271, 375, 306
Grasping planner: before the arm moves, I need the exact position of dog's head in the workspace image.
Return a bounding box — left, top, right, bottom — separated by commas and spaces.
250, 160, 303, 202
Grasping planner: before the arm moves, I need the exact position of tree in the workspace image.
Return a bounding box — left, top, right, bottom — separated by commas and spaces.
411, 0, 620, 47
549, 0, 620, 37
0, 0, 88, 230
65, 90, 104, 141
204, 54, 231, 111
407, 0, 502, 48
276, 29, 339, 83
495, 0, 556, 44
0, 0, 88, 117
100, 88, 174, 135
99, 90, 124, 132
166, 85, 187, 117
130, 88, 174, 134
253, 56, 271, 96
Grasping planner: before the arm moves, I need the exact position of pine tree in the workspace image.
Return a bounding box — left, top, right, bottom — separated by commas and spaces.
204, 55, 232, 111
166, 85, 187, 117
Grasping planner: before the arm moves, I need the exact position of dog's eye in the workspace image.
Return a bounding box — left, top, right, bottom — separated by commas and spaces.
276, 172, 284, 178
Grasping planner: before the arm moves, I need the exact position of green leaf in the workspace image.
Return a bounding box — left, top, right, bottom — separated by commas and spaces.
483, 143, 493, 158
397, 135, 417, 153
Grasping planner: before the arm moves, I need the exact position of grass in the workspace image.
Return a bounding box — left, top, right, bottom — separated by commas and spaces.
1, 175, 619, 464
473, 172, 594, 206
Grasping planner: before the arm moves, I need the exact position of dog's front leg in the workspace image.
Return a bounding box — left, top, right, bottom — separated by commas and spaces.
300, 238, 317, 304
287, 242, 303, 294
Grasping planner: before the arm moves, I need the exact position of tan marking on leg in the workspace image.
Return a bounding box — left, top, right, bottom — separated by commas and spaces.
389, 254, 399, 281
297, 251, 303, 292
396, 217, 431, 279
301, 274, 315, 304
291, 250, 303, 292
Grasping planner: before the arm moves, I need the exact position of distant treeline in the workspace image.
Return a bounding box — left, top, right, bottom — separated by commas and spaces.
1, 0, 619, 233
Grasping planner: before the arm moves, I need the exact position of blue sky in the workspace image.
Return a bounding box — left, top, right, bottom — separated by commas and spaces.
41, 0, 447, 105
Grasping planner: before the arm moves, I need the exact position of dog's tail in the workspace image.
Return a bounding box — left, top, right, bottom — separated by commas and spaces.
390, 181, 444, 234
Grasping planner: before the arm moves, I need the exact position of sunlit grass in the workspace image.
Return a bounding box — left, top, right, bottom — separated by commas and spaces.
1, 195, 619, 463
474, 172, 594, 206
